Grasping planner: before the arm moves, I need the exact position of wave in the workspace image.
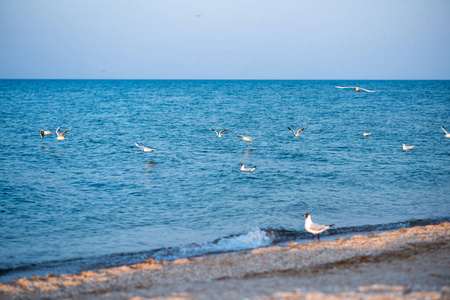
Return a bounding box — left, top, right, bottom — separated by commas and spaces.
1, 217, 448, 283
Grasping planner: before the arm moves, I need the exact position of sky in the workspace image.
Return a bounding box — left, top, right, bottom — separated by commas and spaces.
1, 0, 449, 80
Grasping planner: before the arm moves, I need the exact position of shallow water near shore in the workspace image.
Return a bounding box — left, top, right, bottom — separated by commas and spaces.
0, 80, 449, 282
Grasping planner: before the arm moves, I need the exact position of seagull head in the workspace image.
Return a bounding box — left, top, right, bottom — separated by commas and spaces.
239, 163, 244, 166
301, 213, 310, 218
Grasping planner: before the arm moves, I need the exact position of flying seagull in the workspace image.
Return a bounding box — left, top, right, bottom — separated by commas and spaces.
55, 127, 72, 140
135, 142, 155, 152
40, 130, 53, 138
302, 213, 334, 240
240, 163, 257, 172
441, 125, 450, 138
335, 85, 375, 92
402, 144, 415, 151
212, 128, 229, 137
363, 131, 371, 137
287, 126, 307, 137
237, 135, 252, 143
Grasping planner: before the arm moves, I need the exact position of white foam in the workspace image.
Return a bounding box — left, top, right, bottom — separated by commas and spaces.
154, 228, 273, 261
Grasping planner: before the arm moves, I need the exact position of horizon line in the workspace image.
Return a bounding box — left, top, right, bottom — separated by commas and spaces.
1, 78, 450, 81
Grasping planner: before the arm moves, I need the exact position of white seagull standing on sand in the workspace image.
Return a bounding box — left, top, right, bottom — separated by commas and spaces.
55, 127, 72, 140
212, 128, 229, 137
237, 135, 252, 143
402, 144, 415, 151
135, 142, 155, 152
240, 163, 257, 172
287, 126, 307, 137
302, 213, 334, 240
363, 131, 371, 137
40, 130, 53, 138
441, 125, 450, 138
335, 85, 376, 92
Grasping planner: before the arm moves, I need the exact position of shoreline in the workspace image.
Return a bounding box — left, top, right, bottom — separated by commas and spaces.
1, 222, 449, 299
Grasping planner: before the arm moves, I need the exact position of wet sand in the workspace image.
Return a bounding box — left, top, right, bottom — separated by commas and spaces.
1, 222, 449, 299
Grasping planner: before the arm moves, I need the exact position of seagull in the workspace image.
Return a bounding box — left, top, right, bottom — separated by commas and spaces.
40, 130, 53, 138
363, 131, 371, 137
212, 128, 229, 137
301, 213, 334, 240
55, 127, 72, 140
240, 163, 257, 172
402, 144, 415, 151
287, 126, 307, 137
335, 85, 375, 92
135, 142, 155, 152
237, 135, 252, 143
441, 125, 450, 138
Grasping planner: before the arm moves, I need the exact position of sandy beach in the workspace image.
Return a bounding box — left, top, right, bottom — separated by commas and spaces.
1, 222, 449, 300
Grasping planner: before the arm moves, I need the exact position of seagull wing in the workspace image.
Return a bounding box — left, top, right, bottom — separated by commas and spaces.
309, 222, 329, 232
335, 86, 354, 89
219, 128, 229, 135
60, 129, 72, 137
212, 128, 218, 135
135, 142, 143, 148
441, 125, 449, 135
296, 127, 307, 135
360, 88, 376, 92
56, 127, 61, 137
287, 126, 295, 134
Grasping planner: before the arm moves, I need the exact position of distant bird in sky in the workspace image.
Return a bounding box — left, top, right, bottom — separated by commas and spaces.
240, 163, 257, 172
55, 127, 71, 140
441, 125, 450, 138
237, 135, 252, 143
363, 131, 371, 137
287, 126, 307, 137
195, 14, 201, 17
335, 85, 375, 92
302, 213, 334, 240
40, 130, 53, 138
135, 142, 155, 152
212, 128, 229, 137
402, 144, 415, 151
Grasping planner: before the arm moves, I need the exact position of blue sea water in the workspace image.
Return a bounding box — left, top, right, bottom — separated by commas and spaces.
0, 80, 449, 282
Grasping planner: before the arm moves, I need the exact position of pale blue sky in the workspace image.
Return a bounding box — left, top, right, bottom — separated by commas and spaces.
1, 0, 449, 79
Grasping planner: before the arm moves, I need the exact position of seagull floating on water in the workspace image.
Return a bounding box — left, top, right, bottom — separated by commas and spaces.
237, 135, 252, 143
240, 163, 257, 172
55, 127, 72, 140
212, 128, 229, 137
287, 126, 307, 137
40, 130, 53, 138
441, 125, 450, 138
302, 213, 334, 240
335, 85, 375, 92
402, 144, 415, 151
363, 131, 371, 137
135, 142, 155, 152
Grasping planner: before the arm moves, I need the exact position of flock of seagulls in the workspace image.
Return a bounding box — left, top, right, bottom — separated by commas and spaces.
38, 85, 448, 240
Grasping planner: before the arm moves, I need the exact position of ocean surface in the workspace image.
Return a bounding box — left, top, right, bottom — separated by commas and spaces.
0, 80, 449, 282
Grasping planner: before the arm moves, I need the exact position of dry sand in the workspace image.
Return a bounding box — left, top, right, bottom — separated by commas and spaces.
1, 222, 449, 300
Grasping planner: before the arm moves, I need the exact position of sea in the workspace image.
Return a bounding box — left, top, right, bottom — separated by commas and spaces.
0, 80, 449, 282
